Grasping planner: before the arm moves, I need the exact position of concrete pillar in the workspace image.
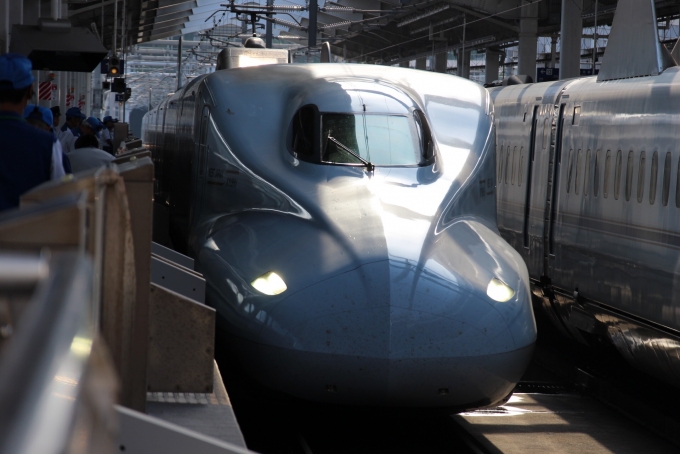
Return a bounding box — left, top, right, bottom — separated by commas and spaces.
415, 57, 426, 70
399, 61, 409, 68
550, 35, 557, 68
560, 0, 583, 79
0, 0, 24, 52
485, 50, 501, 84
435, 51, 447, 73
457, 49, 471, 78
23, 0, 40, 26
518, 0, 538, 78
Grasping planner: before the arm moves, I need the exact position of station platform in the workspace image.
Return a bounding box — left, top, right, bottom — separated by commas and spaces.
454, 392, 678, 454
146, 362, 247, 448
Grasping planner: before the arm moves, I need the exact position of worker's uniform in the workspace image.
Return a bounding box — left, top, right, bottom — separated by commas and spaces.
0, 111, 56, 210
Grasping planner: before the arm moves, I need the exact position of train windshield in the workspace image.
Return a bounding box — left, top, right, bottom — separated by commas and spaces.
321, 113, 422, 166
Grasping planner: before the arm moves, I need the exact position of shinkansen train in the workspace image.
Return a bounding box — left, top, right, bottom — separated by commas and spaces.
490, 0, 680, 387
142, 62, 536, 409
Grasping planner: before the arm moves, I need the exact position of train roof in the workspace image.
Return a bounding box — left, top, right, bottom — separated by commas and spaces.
198, 63, 491, 117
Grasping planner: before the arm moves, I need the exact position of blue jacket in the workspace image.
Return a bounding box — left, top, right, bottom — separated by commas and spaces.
0, 111, 53, 211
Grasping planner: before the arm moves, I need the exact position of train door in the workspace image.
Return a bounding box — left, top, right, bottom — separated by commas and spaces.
543, 101, 568, 278
518, 104, 542, 276
190, 103, 211, 231
523, 97, 568, 280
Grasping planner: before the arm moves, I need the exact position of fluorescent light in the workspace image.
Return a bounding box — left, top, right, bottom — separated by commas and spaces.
251, 271, 287, 295
486, 278, 515, 303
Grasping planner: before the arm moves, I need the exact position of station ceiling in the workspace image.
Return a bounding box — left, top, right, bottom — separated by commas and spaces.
66, 0, 680, 63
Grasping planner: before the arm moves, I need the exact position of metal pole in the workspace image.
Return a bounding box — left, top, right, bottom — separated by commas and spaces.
101, 0, 104, 44
3, 0, 9, 53
176, 35, 182, 91
112, 0, 117, 53
308, 0, 317, 48
461, 15, 466, 77
265, 0, 273, 48
593, 0, 598, 73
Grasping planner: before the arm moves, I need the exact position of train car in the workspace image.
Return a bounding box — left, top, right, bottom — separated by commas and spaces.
489, 0, 680, 387
143, 63, 536, 409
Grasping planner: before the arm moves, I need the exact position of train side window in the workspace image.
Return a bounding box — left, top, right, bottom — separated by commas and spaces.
498, 145, 504, 183
518, 146, 525, 187
542, 118, 550, 149
414, 110, 435, 162
676, 156, 680, 208
572, 106, 581, 126
662, 152, 671, 206
511, 146, 517, 185
649, 151, 658, 205
575, 149, 582, 195
584, 149, 591, 196
505, 147, 511, 184
637, 151, 646, 203
614, 150, 622, 200
604, 150, 611, 198
566, 149, 574, 193
594, 150, 601, 197
625, 151, 634, 202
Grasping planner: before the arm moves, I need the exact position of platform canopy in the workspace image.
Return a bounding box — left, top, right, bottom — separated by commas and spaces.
65, 0, 680, 64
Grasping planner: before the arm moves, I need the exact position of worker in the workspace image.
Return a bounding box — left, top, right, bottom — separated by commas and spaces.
58, 107, 85, 154
0, 53, 65, 211
69, 134, 114, 173
101, 115, 117, 154
24, 104, 72, 174
50, 106, 61, 131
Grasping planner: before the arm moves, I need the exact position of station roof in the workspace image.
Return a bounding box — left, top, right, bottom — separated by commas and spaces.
66, 0, 680, 63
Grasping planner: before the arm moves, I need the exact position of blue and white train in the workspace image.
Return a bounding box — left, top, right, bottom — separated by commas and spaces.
142, 62, 536, 409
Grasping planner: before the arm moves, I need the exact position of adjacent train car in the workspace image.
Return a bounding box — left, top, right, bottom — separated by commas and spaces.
489, 0, 680, 387
143, 63, 536, 409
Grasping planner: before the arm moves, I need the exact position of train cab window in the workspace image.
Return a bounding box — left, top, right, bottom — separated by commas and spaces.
290, 106, 432, 167
519, 147, 525, 187
662, 152, 671, 206
594, 150, 601, 197
604, 150, 611, 198
649, 151, 658, 205
566, 149, 574, 193
584, 149, 591, 196
614, 150, 622, 200
637, 151, 646, 203
321, 113, 424, 166
511, 146, 517, 185
292, 105, 317, 157
498, 145, 504, 183
575, 149, 582, 195
676, 157, 680, 208
625, 151, 634, 202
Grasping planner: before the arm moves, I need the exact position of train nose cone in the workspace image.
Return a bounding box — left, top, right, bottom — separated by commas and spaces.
254, 258, 534, 408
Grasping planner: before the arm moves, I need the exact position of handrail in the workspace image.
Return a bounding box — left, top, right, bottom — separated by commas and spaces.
0, 251, 117, 454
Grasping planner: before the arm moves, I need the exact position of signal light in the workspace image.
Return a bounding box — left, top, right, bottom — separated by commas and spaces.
108, 56, 120, 76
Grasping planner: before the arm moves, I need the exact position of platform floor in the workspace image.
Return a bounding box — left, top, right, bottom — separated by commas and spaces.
454, 393, 677, 454
146, 361, 247, 448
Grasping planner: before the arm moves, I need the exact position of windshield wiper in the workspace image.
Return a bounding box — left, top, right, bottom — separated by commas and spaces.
326, 135, 374, 172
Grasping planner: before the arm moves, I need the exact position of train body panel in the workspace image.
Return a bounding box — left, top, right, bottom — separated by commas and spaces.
144, 64, 536, 408
491, 67, 680, 385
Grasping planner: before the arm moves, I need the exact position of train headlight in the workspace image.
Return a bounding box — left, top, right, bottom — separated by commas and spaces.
251, 271, 287, 295
486, 278, 515, 302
